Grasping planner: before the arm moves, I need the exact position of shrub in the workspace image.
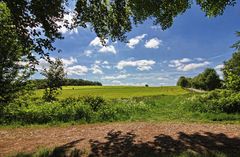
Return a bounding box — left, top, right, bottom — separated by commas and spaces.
98, 98, 150, 121
0, 96, 151, 125
83, 96, 106, 112
1, 98, 94, 124
188, 89, 240, 113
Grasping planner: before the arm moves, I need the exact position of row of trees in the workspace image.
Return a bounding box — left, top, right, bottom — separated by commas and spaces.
177, 68, 221, 91
31, 79, 102, 89
177, 51, 240, 92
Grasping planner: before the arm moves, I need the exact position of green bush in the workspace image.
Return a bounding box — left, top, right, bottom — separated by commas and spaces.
98, 98, 150, 121
1, 97, 94, 124
83, 96, 106, 111
188, 90, 240, 113
0, 96, 150, 125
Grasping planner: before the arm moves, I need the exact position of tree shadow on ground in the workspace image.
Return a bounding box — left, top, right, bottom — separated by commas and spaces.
14, 131, 240, 157
49, 139, 84, 157
87, 130, 240, 157
14, 139, 85, 157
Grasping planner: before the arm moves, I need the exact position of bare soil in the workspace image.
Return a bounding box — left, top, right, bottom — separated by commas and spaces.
0, 122, 240, 157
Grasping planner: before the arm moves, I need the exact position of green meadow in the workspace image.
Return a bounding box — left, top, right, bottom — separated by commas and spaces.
1, 86, 238, 126
34, 86, 189, 99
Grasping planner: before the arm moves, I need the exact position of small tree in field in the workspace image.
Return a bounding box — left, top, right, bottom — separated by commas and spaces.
41, 59, 65, 101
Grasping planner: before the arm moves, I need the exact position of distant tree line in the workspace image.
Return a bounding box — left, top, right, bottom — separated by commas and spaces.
177, 49, 240, 92
30, 78, 102, 89
177, 68, 222, 91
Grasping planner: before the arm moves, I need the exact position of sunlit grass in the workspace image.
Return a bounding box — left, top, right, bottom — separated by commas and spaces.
34, 86, 189, 99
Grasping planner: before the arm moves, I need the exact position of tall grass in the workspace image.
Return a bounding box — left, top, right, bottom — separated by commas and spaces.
1, 94, 240, 126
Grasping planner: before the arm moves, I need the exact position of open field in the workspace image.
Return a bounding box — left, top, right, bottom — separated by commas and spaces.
34, 86, 189, 99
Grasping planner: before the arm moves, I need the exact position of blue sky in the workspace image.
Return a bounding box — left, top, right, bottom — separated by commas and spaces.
34, 3, 240, 86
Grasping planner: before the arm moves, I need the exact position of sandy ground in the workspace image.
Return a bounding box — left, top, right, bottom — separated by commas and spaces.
0, 122, 240, 157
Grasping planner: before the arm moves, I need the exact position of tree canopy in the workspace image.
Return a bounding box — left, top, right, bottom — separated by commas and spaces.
192, 68, 221, 91
223, 51, 240, 91
177, 76, 191, 88
1, 0, 237, 62
0, 2, 32, 103
177, 68, 221, 91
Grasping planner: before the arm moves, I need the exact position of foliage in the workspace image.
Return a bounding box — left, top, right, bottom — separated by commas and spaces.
0, 96, 150, 125
1, 1, 237, 64
188, 89, 240, 113
30, 78, 102, 89
177, 76, 191, 88
83, 96, 106, 112
41, 58, 65, 101
196, 0, 236, 17
0, 1, 66, 62
192, 68, 221, 91
222, 51, 240, 91
177, 68, 221, 91
0, 2, 33, 104
1, 93, 240, 126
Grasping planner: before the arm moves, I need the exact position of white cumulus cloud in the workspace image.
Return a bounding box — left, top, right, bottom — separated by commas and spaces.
215, 64, 224, 79
99, 45, 116, 54
89, 37, 107, 47
215, 64, 224, 70
89, 37, 116, 54
180, 58, 192, 63
66, 65, 88, 75
169, 58, 210, 71
83, 50, 93, 57
103, 61, 109, 64
91, 64, 103, 74
127, 34, 147, 48
61, 57, 77, 66
144, 38, 162, 49
179, 61, 210, 71
103, 74, 130, 80
116, 60, 156, 71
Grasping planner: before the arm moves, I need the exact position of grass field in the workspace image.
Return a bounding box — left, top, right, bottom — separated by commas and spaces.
1, 86, 238, 125
2, 86, 240, 157
34, 86, 189, 99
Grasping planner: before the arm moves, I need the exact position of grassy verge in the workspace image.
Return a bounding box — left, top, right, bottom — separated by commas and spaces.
1, 94, 240, 128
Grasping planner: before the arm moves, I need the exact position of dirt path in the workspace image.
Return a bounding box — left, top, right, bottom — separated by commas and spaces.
187, 88, 206, 93
0, 122, 240, 157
